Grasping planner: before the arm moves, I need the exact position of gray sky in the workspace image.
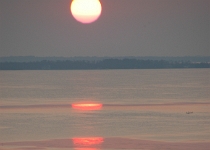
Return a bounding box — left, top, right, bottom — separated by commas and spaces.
0, 0, 209, 57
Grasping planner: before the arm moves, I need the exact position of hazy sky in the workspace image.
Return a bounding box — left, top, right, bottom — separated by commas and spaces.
0, 0, 209, 57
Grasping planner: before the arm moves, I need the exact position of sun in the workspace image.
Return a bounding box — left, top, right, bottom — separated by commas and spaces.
70, 0, 102, 24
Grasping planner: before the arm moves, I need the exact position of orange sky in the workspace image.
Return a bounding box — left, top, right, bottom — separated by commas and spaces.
0, 0, 209, 57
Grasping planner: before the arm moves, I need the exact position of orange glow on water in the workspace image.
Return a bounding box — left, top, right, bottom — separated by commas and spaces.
74, 148, 98, 150
73, 137, 104, 146
72, 103, 103, 110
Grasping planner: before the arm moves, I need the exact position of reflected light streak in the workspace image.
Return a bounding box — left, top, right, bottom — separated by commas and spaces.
73, 137, 104, 150
73, 137, 103, 146
72, 103, 103, 110
74, 148, 99, 150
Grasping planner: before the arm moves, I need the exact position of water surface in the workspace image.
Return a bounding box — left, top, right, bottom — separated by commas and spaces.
0, 69, 210, 150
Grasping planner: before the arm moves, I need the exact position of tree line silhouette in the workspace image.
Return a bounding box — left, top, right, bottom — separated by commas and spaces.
0, 59, 209, 70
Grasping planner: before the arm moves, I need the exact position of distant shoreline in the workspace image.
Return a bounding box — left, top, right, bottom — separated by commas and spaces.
1, 56, 210, 63
0, 58, 209, 70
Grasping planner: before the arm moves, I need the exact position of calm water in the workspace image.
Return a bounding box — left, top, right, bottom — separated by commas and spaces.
0, 69, 210, 150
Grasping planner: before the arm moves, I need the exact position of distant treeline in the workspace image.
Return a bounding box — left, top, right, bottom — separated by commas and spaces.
0, 56, 210, 62
0, 59, 209, 70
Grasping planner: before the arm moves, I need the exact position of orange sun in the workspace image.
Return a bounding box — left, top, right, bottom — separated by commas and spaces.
70, 0, 102, 24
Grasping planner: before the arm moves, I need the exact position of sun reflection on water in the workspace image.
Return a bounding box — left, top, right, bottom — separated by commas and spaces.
73, 137, 104, 150
72, 103, 103, 110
